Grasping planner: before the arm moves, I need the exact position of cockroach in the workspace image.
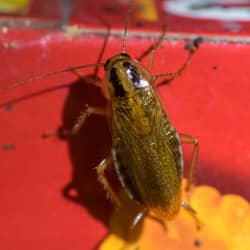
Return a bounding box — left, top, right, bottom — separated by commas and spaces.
1, 0, 202, 229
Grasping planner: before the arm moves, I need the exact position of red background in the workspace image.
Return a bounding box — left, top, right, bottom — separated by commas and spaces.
1, 0, 250, 249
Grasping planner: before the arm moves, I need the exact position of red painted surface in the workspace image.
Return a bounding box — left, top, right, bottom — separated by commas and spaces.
0, 1, 250, 250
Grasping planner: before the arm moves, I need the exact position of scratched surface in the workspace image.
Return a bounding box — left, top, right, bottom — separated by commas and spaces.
0, 1, 250, 250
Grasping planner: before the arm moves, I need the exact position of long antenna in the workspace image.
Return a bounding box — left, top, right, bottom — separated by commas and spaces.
93, 16, 111, 77
0, 63, 104, 93
122, 0, 133, 53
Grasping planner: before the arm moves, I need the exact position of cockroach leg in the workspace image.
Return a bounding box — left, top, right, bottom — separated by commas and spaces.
71, 105, 107, 135
181, 201, 202, 230
136, 25, 167, 72
130, 209, 167, 231
147, 25, 167, 72
153, 37, 202, 84
153, 50, 195, 82
96, 157, 122, 208
42, 105, 107, 139
179, 133, 199, 192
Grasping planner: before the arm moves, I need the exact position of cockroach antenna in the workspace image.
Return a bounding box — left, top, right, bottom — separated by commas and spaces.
0, 63, 104, 93
122, 0, 133, 53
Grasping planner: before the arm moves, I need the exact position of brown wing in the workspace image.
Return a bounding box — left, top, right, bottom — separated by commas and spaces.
111, 89, 183, 209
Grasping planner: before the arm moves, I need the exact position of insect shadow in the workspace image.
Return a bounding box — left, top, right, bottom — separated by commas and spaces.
58, 75, 111, 222
56, 75, 144, 243
0, 73, 144, 242
0, 18, 145, 245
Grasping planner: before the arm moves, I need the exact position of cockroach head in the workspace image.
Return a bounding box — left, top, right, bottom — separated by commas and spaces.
104, 53, 131, 71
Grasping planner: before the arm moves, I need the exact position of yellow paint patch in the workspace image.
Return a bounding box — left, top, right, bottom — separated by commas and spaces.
100, 180, 250, 250
0, 0, 29, 14
135, 0, 158, 22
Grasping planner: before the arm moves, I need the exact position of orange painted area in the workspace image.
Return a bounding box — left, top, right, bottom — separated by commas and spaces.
135, 0, 158, 22
0, 0, 29, 14
100, 180, 250, 250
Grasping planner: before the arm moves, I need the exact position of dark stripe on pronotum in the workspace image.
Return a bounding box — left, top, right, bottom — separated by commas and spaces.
110, 68, 126, 98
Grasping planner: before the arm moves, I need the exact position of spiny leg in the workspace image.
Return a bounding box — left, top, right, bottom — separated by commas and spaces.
96, 157, 122, 208
181, 201, 203, 230
147, 25, 168, 72
153, 37, 203, 84
43, 105, 107, 138
180, 133, 199, 192
71, 105, 107, 135
137, 25, 168, 72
